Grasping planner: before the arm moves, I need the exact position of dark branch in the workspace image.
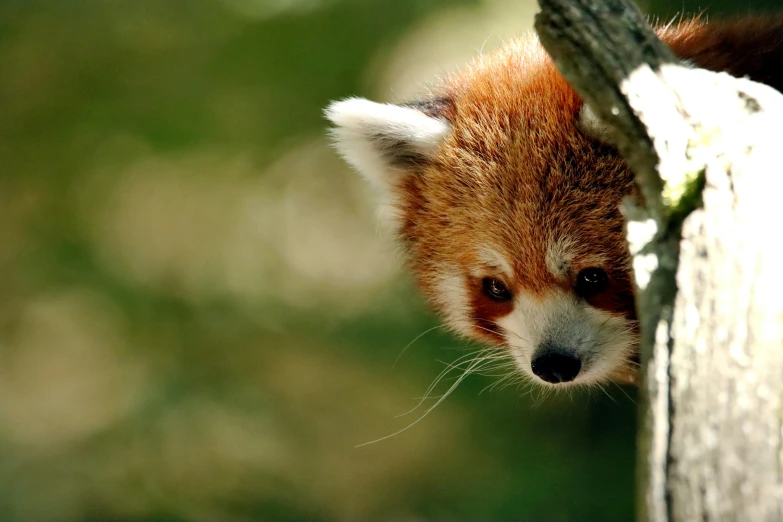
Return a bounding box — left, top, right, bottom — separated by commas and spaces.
534, 0, 678, 223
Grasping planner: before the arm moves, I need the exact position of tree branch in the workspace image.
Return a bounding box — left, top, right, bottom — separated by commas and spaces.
534, 1, 783, 520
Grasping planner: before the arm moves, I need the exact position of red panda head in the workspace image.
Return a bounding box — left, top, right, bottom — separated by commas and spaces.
326, 35, 639, 387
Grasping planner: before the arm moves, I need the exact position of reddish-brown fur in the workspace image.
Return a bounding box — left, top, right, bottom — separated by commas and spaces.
396, 16, 783, 364
661, 16, 783, 90
326, 15, 783, 385
401, 37, 634, 344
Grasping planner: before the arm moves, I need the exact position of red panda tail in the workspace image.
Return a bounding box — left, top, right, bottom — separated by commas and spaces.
659, 15, 783, 92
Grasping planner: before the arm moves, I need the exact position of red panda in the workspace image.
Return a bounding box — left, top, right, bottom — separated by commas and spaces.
325, 16, 783, 388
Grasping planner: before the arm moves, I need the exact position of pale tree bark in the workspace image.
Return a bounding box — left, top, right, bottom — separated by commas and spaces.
534, 0, 783, 520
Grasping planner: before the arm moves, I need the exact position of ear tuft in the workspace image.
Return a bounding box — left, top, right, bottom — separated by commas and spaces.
325, 98, 451, 187
578, 102, 614, 144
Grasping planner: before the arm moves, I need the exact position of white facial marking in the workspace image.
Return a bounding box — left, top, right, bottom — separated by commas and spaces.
546, 236, 608, 280
476, 248, 514, 280
497, 291, 634, 386
431, 269, 473, 337
545, 237, 574, 279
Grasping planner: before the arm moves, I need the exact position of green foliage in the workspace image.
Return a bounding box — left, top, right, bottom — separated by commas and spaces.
0, 1, 637, 520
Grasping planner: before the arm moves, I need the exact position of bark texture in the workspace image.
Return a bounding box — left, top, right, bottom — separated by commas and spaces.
535, 0, 783, 520
668, 99, 783, 520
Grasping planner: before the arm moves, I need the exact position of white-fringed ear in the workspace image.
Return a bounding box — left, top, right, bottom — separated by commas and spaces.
325, 98, 451, 188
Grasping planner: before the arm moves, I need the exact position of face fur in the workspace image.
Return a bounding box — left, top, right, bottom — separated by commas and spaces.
326, 36, 640, 387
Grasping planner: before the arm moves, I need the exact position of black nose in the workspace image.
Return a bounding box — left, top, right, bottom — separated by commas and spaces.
531, 351, 582, 383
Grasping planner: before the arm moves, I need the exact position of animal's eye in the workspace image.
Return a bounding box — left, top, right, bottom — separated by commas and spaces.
482, 277, 512, 302
575, 268, 609, 298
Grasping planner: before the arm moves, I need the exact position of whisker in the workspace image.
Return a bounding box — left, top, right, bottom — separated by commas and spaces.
610, 380, 637, 404
393, 324, 449, 369
595, 381, 618, 404
480, 369, 519, 394
395, 349, 485, 417
396, 348, 509, 418
356, 349, 492, 447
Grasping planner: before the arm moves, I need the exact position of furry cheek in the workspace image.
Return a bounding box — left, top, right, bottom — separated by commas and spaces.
429, 269, 475, 338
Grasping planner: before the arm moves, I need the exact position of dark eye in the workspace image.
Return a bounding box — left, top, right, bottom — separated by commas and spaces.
575, 268, 609, 298
482, 277, 512, 302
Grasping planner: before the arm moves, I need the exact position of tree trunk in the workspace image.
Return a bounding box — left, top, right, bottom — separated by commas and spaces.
534, 0, 783, 520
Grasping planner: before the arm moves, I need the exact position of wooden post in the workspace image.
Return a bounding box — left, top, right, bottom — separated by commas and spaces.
534, 0, 783, 520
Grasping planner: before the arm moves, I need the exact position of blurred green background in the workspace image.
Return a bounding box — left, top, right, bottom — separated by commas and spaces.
0, 0, 776, 520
